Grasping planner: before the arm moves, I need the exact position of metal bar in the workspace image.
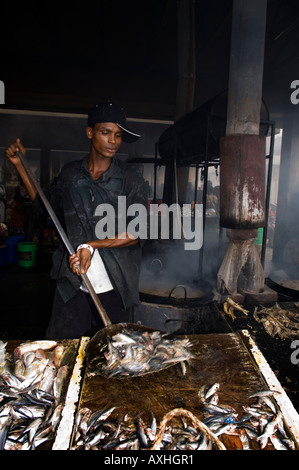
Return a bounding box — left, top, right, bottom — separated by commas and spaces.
198, 115, 210, 277
173, 136, 179, 205
17, 151, 112, 327
261, 121, 275, 267
153, 142, 158, 203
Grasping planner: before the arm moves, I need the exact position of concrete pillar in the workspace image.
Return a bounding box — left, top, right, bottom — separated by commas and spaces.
226, 0, 267, 136
217, 0, 268, 296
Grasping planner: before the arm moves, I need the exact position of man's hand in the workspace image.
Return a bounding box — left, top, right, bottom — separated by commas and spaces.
69, 247, 92, 275
5, 138, 37, 200
5, 138, 26, 167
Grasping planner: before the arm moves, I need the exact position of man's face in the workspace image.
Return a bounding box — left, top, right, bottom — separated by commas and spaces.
87, 122, 123, 158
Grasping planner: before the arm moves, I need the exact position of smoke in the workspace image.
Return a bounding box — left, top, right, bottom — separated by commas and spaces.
139, 232, 223, 297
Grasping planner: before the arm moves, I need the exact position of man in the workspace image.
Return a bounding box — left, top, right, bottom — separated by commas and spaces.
6, 101, 148, 338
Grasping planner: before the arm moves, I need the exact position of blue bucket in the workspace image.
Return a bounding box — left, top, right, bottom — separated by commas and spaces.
6, 235, 26, 264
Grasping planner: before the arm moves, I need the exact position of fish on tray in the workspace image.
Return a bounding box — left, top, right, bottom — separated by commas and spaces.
88, 329, 195, 378
0, 340, 73, 450
71, 383, 297, 450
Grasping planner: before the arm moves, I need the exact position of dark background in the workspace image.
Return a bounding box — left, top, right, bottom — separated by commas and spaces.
2, 0, 299, 122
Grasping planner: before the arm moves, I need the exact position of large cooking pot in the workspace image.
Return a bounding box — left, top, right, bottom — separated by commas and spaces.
137, 256, 220, 334
133, 301, 230, 335
267, 268, 299, 300
139, 278, 214, 307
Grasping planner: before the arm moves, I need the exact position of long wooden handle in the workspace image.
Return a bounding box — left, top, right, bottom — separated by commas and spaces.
17, 151, 112, 327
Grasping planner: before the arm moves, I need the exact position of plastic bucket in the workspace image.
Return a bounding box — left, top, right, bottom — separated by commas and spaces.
6, 235, 26, 263
254, 227, 264, 245
17, 242, 37, 268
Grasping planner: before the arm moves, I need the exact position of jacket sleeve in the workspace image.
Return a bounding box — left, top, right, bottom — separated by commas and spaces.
123, 165, 149, 245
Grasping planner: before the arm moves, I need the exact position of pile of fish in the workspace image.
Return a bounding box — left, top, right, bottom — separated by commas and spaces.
71, 405, 223, 450
199, 382, 296, 450
253, 303, 299, 340
71, 383, 296, 450
91, 329, 194, 378
0, 339, 72, 450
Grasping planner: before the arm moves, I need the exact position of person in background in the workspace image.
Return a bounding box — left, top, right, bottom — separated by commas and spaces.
6, 101, 149, 339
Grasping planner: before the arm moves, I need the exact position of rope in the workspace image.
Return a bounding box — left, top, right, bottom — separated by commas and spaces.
150, 408, 226, 450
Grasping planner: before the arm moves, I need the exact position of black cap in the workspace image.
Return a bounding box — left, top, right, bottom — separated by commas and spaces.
87, 101, 141, 143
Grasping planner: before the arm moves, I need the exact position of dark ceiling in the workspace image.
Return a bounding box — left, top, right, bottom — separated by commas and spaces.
2, 0, 299, 121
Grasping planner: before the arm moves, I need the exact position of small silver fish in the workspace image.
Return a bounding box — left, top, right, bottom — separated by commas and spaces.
257, 412, 282, 449
23, 417, 43, 443
270, 433, 289, 450
53, 365, 68, 402
248, 390, 281, 399
38, 364, 57, 394
205, 383, 220, 400
238, 428, 251, 450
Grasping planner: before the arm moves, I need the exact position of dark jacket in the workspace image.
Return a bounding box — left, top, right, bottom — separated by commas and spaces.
34, 155, 148, 308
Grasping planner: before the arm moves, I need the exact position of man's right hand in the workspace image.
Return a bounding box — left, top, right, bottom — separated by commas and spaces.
5, 138, 37, 201
5, 138, 26, 167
